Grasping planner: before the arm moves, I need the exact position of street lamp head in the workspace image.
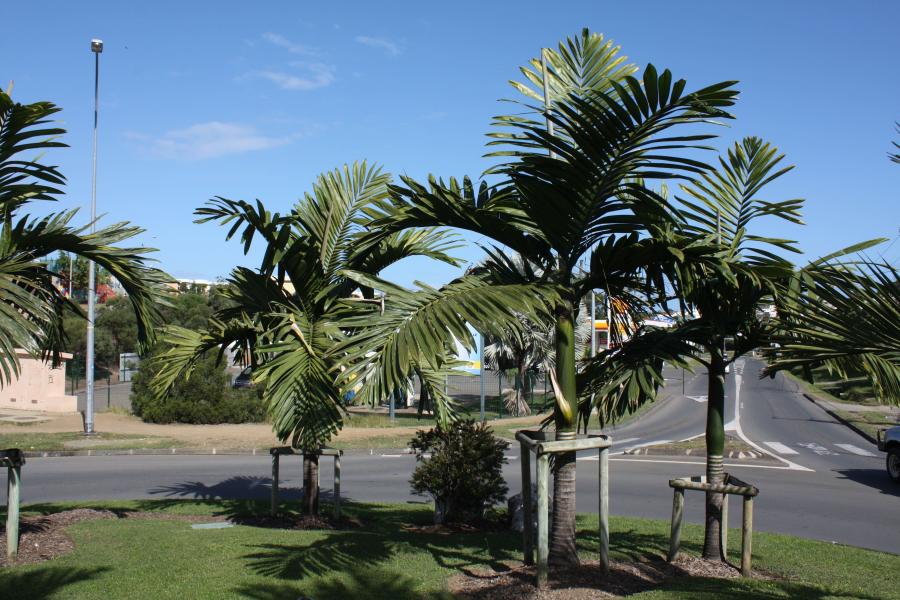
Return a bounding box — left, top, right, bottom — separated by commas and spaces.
91, 39, 104, 53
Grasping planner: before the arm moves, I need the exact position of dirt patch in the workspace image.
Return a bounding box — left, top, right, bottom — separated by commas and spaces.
0, 509, 117, 567
449, 556, 764, 599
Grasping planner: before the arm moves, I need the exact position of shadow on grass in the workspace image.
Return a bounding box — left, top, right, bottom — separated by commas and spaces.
0, 566, 109, 600
240, 503, 519, 586
234, 567, 451, 600
657, 576, 886, 600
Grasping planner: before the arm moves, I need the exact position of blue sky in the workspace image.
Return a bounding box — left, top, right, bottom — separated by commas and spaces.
4, 1, 899, 286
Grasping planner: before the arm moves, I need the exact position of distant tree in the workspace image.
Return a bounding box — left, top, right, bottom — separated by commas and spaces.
50, 252, 111, 296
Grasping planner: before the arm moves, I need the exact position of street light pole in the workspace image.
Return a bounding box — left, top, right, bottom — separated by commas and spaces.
84, 38, 103, 435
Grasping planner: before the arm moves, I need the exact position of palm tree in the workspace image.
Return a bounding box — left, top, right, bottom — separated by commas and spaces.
340, 30, 738, 565
480, 255, 593, 416
151, 162, 460, 514
669, 136, 808, 560
0, 90, 166, 384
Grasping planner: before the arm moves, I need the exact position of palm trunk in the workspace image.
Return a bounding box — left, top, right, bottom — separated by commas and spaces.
549, 302, 579, 566
303, 453, 320, 516
517, 362, 531, 416
703, 343, 726, 559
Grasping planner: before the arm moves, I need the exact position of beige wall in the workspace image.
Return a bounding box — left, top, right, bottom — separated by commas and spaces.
0, 350, 78, 412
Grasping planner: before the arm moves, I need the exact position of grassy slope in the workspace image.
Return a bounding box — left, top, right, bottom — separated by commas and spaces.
2, 500, 897, 600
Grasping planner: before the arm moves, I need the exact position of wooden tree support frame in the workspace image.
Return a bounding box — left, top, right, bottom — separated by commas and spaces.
1, 449, 25, 561
515, 430, 612, 588
667, 474, 759, 577
270, 447, 343, 519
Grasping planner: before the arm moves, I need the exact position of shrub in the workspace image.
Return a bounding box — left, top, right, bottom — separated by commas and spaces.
131, 351, 266, 424
409, 420, 509, 524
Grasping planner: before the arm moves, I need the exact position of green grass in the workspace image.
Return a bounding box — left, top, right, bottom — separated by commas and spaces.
833, 409, 899, 439
2, 500, 897, 599
0, 432, 176, 452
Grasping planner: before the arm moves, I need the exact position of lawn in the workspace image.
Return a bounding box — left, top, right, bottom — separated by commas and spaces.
2, 500, 897, 599
832, 409, 899, 440
0, 432, 176, 452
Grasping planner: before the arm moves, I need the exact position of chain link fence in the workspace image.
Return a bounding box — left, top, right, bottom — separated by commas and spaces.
407, 370, 552, 419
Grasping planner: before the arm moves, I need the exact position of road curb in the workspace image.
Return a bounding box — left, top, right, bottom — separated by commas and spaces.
21, 447, 417, 458
802, 393, 878, 445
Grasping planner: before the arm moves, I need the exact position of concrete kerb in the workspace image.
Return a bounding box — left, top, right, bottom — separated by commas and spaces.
20, 446, 417, 458
802, 393, 878, 445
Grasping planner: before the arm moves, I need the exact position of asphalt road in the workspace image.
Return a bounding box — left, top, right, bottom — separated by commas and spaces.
6, 358, 899, 554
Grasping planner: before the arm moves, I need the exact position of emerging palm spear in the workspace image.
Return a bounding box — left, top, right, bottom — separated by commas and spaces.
152, 162, 461, 514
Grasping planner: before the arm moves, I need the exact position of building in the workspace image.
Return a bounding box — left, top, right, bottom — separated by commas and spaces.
0, 350, 78, 412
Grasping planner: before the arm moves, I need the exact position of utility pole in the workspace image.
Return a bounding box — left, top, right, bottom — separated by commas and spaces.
84, 38, 103, 435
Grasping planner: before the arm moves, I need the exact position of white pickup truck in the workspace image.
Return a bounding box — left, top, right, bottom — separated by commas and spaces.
877, 426, 900, 483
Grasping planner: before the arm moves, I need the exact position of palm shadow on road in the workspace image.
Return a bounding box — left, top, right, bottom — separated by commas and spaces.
141, 475, 339, 519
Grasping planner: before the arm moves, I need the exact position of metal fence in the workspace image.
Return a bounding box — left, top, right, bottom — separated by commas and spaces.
408, 370, 552, 418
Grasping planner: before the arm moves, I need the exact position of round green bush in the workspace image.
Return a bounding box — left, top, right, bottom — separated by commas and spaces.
409, 420, 509, 524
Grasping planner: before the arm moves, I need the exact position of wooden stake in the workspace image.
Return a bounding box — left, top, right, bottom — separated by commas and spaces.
270, 454, 279, 516
7, 466, 20, 561
521, 442, 534, 565
741, 496, 753, 577
721, 493, 729, 560
668, 488, 684, 562
536, 453, 550, 588
599, 446, 609, 574
334, 454, 341, 520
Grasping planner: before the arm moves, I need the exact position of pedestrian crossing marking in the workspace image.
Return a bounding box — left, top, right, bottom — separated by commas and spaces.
797, 442, 838, 456
834, 443, 876, 457
763, 441, 798, 455
687, 395, 708, 403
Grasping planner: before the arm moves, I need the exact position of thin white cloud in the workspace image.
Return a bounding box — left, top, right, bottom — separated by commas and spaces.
250, 61, 335, 91
128, 122, 293, 160
262, 32, 318, 56
355, 35, 401, 57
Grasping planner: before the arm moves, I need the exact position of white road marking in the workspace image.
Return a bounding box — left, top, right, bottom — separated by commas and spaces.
763, 442, 798, 455
835, 443, 876, 457
609, 457, 813, 471
727, 360, 813, 472
687, 395, 708, 403
380, 454, 404, 457
798, 443, 838, 456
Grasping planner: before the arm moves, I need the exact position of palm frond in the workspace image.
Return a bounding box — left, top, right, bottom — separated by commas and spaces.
580, 323, 702, 426
677, 136, 803, 266
765, 261, 900, 404
490, 65, 738, 261
335, 270, 558, 424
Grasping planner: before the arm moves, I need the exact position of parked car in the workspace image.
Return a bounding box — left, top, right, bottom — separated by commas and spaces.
876, 426, 900, 483
232, 366, 254, 389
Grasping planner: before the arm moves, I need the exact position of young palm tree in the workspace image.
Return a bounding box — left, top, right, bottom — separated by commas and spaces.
340, 30, 738, 565
0, 91, 167, 384
669, 136, 807, 560
151, 162, 460, 514
481, 254, 593, 416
